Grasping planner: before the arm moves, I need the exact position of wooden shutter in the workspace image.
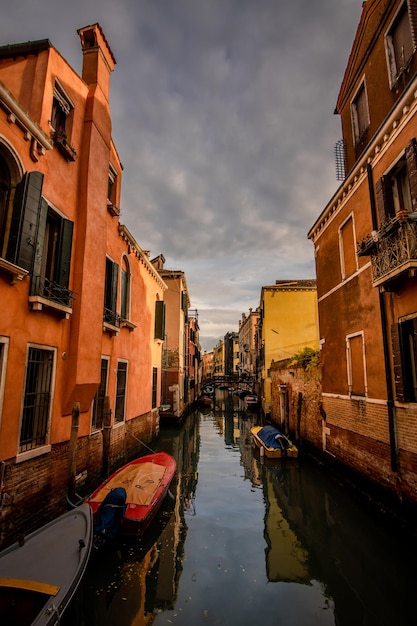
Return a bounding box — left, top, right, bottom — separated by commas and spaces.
391, 323, 407, 402
154, 301, 165, 340
375, 175, 395, 225
349, 335, 365, 396
7, 171, 44, 271
55, 218, 73, 288
405, 138, 417, 211
32, 198, 48, 278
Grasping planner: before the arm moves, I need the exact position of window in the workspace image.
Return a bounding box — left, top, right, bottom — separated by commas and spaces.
385, 2, 414, 87
0, 154, 11, 256
339, 216, 357, 279
0, 337, 9, 427
346, 333, 366, 397
30, 202, 74, 307
375, 139, 417, 225
351, 81, 369, 144
152, 367, 158, 408
104, 256, 119, 327
154, 300, 166, 340
51, 80, 74, 136
120, 256, 130, 320
107, 164, 120, 216
392, 318, 417, 402
115, 361, 127, 423
20, 346, 55, 452
91, 358, 109, 431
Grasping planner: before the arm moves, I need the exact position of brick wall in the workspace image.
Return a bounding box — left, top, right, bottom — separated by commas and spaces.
0, 409, 159, 549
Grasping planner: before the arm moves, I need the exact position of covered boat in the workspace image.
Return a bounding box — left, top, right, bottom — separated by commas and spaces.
251, 425, 298, 458
0, 503, 92, 625
87, 451, 176, 537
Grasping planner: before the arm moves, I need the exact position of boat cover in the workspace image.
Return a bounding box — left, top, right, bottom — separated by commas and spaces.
93, 487, 127, 538
258, 425, 291, 450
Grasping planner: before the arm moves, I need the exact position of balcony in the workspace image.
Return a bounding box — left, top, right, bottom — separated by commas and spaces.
29, 275, 74, 318
103, 307, 121, 335
357, 212, 417, 288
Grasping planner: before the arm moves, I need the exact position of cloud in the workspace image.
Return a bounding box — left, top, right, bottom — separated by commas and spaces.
2, 0, 363, 350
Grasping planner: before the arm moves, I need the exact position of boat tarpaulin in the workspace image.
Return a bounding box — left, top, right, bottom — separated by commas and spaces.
258, 425, 291, 449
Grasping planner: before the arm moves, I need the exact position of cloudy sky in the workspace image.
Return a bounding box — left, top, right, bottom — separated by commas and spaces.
3, 0, 363, 352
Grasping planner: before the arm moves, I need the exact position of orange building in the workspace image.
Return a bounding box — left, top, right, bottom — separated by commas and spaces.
0, 25, 166, 545
308, 0, 417, 506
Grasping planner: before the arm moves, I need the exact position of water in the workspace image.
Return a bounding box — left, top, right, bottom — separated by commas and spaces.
67, 393, 417, 625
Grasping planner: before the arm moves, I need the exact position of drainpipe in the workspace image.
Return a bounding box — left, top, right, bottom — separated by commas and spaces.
367, 164, 398, 472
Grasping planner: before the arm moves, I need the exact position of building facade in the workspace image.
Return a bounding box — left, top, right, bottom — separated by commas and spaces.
0, 25, 166, 545
238, 308, 260, 390
308, 0, 417, 505
152, 255, 190, 419
257, 280, 319, 414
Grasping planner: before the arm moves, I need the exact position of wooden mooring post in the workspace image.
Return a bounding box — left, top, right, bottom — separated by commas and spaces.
68, 402, 80, 503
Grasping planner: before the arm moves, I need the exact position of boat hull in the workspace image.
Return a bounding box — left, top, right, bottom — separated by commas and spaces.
87, 452, 176, 536
0, 503, 92, 626
251, 426, 298, 458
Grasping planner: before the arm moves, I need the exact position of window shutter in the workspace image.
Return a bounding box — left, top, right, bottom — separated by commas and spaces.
111, 261, 118, 313
408, 1, 417, 47
391, 323, 407, 402
405, 138, 417, 211
7, 171, 44, 271
32, 198, 48, 277
375, 175, 394, 225
55, 218, 73, 288
155, 301, 165, 340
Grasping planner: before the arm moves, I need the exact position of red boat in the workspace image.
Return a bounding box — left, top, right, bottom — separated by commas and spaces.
87, 452, 176, 537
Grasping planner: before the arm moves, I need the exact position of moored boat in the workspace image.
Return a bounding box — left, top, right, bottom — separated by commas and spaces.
0, 503, 93, 626
251, 425, 298, 458
197, 393, 212, 407
87, 452, 176, 538
244, 394, 259, 409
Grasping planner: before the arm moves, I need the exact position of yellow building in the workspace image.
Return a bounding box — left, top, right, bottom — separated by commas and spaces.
213, 340, 225, 378
259, 280, 319, 414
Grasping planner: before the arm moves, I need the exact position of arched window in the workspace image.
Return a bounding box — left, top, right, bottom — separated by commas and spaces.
0, 153, 11, 256
120, 255, 131, 320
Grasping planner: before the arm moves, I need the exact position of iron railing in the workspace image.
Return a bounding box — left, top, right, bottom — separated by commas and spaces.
31, 275, 74, 308
370, 219, 417, 283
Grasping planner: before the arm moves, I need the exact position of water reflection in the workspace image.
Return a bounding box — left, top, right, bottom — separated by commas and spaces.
66, 392, 416, 626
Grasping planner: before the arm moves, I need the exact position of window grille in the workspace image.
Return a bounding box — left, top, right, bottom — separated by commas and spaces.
20, 347, 53, 452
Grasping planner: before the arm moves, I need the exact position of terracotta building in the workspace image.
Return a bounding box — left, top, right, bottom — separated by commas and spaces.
308, 0, 417, 506
0, 25, 166, 545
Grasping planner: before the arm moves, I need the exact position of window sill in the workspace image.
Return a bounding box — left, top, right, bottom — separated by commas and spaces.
120, 319, 137, 331
0, 257, 29, 284
53, 134, 77, 161
103, 321, 120, 336
16, 444, 51, 463
107, 201, 121, 217
29, 295, 72, 319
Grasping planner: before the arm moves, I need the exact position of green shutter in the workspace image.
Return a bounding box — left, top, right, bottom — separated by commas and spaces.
7, 171, 44, 271
391, 323, 407, 402
155, 301, 165, 340
55, 218, 73, 288
111, 261, 118, 313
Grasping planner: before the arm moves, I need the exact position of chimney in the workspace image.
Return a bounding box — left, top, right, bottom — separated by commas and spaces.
77, 24, 116, 100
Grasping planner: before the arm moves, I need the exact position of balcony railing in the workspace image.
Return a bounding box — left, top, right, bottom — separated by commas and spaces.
358, 213, 417, 287
103, 307, 121, 328
30, 274, 74, 307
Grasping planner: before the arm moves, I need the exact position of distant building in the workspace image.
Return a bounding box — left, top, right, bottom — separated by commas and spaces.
224, 331, 239, 377
202, 351, 214, 381
213, 340, 225, 378
308, 0, 417, 505
152, 255, 191, 419
238, 308, 260, 388
257, 280, 319, 414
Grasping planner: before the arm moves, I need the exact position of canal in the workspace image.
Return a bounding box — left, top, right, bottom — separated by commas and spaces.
66, 391, 416, 625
